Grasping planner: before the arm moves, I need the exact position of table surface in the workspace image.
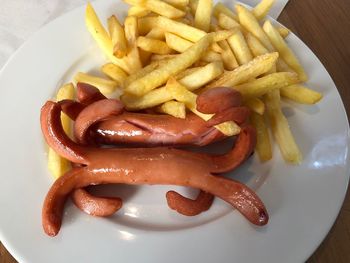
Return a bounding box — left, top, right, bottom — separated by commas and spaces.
1, 0, 350, 262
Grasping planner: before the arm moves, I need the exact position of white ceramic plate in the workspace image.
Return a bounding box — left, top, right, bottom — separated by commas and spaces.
0, 1, 349, 262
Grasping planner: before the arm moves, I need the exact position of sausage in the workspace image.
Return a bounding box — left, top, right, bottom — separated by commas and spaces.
41, 101, 268, 236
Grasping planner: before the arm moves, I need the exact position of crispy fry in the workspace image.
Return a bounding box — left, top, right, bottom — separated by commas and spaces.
189, 0, 198, 16
156, 100, 186, 118
122, 62, 224, 109
280, 84, 323, 104
253, 0, 275, 20
123, 60, 160, 88
124, 16, 143, 72
125, 32, 217, 96
217, 12, 240, 30
218, 40, 239, 70
263, 20, 307, 81
245, 97, 265, 115
85, 3, 130, 73
201, 51, 222, 62
236, 4, 274, 51
163, 0, 189, 9
250, 112, 272, 161
165, 32, 192, 52
138, 16, 158, 35
277, 27, 290, 38
264, 90, 302, 164
48, 83, 74, 179
166, 78, 240, 136
213, 3, 238, 21
138, 0, 186, 18
128, 6, 151, 17
174, 67, 201, 79
101, 63, 128, 85
205, 52, 279, 89
74, 72, 118, 95
137, 36, 173, 54
194, 0, 213, 32
245, 32, 269, 57
151, 54, 179, 61
234, 72, 299, 98
146, 27, 165, 40
227, 29, 253, 65
107, 15, 128, 58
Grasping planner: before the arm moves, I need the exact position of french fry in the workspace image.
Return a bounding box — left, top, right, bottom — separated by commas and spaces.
85, 3, 130, 73
245, 97, 265, 115
125, 32, 217, 96
218, 40, 239, 70
163, 0, 189, 9
213, 2, 238, 21
166, 78, 240, 136
137, 36, 173, 54
165, 32, 192, 52
151, 54, 178, 61
250, 112, 272, 162
264, 90, 302, 164
194, 0, 213, 32
189, 0, 198, 16
278, 27, 290, 38
234, 72, 299, 98
280, 84, 323, 104
138, 16, 158, 35
227, 29, 253, 65
146, 27, 165, 40
205, 52, 279, 89
107, 15, 128, 58
101, 63, 128, 85
179, 61, 224, 90
156, 100, 186, 118
137, 0, 186, 18
217, 13, 240, 30
48, 83, 74, 179
263, 20, 307, 81
174, 67, 201, 79
128, 6, 151, 17
236, 4, 274, 51
74, 72, 118, 95
245, 32, 269, 57
123, 60, 160, 88
122, 62, 224, 109
201, 51, 222, 62
124, 16, 143, 73
253, 0, 275, 20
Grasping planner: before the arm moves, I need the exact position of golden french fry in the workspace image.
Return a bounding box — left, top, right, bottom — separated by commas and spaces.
189, 0, 198, 16
123, 60, 160, 88
151, 54, 179, 61
146, 27, 165, 40
245, 32, 269, 57
217, 12, 240, 30
125, 32, 217, 96
165, 32, 192, 52
227, 29, 253, 65
163, 0, 189, 9
250, 112, 272, 162
136, 36, 173, 54
213, 3, 238, 21
128, 6, 151, 17
280, 84, 323, 104
138, 16, 158, 35
166, 77, 240, 136
236, 4, 274, 51
180, 61, 224, 90
122, 62, 224, 109
205, 52, 279, 89
156, 100, 186, 118
124, 16, 143, 73
48, 83, 74, 179
137, 0, 186, 18
74, 72, 118, 95
218, 40, 239, 70
245, 97, 265, 115
174, 67, 201, 79
253, 0, 275, 20
278, 27, 290, 38
234, 72, 299, 98
107, 15, 128, 58
85, 3, 130, 73
264, 90, 302, 164
194, 0, 213, 32
263, 20, 307, 81
201, 51, 222, 62
101, 63, 128, 85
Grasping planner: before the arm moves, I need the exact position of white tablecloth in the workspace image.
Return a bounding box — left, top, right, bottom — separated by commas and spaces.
0, 0, 289, 69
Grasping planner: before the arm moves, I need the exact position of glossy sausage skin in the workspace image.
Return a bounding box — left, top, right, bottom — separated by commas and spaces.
41, 101, 268, 236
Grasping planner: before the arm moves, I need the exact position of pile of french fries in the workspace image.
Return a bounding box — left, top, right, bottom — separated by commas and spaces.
48, 0, 324, 178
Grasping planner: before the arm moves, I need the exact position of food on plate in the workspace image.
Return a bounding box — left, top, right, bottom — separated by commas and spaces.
41, 0, 325, 235
41, 99, 266, 236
